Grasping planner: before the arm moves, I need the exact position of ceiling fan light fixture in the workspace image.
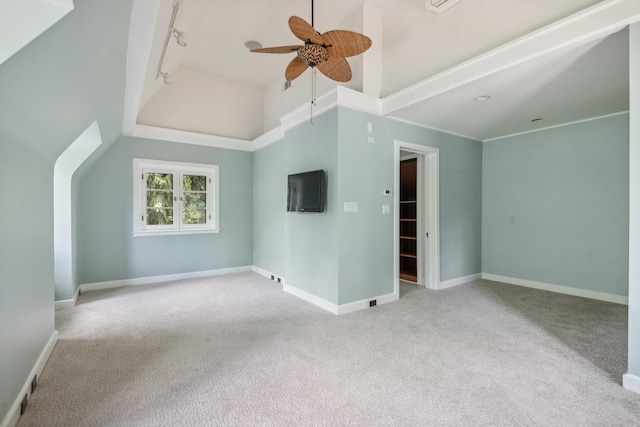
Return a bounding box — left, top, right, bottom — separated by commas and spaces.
297, 45, 328, 67
171, 28, 188, 47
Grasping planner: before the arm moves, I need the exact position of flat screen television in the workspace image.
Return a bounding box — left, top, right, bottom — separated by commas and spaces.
287, 169, 326, 213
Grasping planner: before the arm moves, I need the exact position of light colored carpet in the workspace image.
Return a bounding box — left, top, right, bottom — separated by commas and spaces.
17, 273, 640, 426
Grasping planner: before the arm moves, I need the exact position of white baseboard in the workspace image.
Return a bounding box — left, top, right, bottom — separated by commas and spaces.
623, 373, 640, 395
336, 292, 398, 315
80, 266, 253, 293
283, 283, 339, 314
438, 273, 481, 290
55, 287, 80, 310
481, 273, 628, 305
283, 282, 399, 315
1, 330, 58, 427
251, 266, 283, 282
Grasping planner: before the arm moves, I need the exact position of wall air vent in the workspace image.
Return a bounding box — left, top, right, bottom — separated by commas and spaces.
425, 0, 463, 14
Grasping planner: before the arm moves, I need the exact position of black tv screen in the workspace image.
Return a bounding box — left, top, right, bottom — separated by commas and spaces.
287, 169, 325, 213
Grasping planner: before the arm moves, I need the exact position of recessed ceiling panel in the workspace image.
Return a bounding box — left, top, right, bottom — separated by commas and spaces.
388, 29, 629, 141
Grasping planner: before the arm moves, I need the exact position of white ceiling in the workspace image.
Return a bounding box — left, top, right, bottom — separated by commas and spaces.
132, 0, 634, 143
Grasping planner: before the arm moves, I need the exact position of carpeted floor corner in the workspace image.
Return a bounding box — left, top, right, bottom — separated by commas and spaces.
17, 273, 640, 426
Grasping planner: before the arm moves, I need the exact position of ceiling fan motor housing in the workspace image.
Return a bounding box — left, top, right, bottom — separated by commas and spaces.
298, 44, 328, 67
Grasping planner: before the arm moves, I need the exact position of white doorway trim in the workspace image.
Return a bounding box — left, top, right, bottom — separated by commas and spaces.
394, 140, 440, 297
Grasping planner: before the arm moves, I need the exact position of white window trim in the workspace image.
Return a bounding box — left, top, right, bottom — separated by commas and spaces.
132, 158, 220, 237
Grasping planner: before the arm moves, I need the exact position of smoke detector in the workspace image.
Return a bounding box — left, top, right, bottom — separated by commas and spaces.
425, 0, 463, 14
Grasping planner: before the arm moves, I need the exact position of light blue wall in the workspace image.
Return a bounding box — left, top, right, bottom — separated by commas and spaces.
385, 117, 483, 283
336, 109, 394, 303
252, 107, 483, 306
0, 0, 131, 422
628, 23, 640, 377
482, 113, 630, 296
283, 110, 340, 304
0, 145, 55, 422
252, 142, 286, 277
76, 136, 253, 284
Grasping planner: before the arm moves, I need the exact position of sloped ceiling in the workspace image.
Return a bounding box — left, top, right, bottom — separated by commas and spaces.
128, 0, 635, 143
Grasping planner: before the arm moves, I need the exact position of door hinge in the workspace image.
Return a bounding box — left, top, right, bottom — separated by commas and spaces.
141, 173, 144, 180
142, 215, 144, 221
209, 178, 212, 184
426, 232, 429, 238
209, 215, 212, 220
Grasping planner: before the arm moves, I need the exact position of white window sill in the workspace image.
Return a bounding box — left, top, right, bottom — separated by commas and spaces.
132, 228, 221, 237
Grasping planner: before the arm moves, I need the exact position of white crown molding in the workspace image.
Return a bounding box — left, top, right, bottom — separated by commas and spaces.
381, 0, 640, 115
126, 87, 382, 152
131, 124, 254, 151
482, 111, 630, 142
122, 0, 640, 152
387, 116, 482, 142
279, 88, 339, 131
252, 126, 286, 151
336, 85, 382, 116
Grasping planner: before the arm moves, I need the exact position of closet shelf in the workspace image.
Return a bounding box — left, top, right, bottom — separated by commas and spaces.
400, 253, 417, 259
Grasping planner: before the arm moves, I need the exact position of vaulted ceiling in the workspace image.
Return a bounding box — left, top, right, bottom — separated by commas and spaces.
125, 0, 638, 145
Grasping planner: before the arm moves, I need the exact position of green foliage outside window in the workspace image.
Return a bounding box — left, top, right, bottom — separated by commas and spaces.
183, 175, 207, 224
146, 173, 174, 225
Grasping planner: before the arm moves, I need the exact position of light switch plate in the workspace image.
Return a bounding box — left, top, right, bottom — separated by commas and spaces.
344, 202, 359, 213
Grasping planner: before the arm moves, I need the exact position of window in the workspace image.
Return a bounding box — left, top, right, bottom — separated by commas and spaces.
133, 158, 219, 236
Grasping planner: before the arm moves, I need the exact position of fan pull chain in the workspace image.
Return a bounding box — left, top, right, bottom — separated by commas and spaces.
310, 67, 317, 126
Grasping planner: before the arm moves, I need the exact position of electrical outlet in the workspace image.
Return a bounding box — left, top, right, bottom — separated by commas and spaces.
31, 375, 37, 393
20, 394, 28, 415
367, 136, 375, 144
369, 300, 377, 307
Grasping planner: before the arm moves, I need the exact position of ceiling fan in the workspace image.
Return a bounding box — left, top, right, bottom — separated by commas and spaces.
250, 1, 372, 83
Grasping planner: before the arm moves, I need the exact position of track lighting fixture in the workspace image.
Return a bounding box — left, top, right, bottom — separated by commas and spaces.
171, 28, 188, 47
155, 1, 185, 82
159, 71, 171, 84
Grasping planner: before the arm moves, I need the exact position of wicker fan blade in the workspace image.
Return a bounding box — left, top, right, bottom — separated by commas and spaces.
289, 16, 324, 45
322, 30, 372, 57
317, 56, 352, 82
251, 45, 302, 54
285, 56, 309, 81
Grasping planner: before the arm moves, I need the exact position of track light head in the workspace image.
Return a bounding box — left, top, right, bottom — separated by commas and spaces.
159, 71, 172, 84
171, 28, 188, 47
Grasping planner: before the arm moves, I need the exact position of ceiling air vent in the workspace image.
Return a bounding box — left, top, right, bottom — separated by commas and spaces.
425, 0, 463, 14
